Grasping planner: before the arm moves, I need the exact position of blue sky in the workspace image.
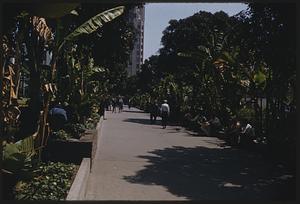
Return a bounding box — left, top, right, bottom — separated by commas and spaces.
143, 3, 248, 61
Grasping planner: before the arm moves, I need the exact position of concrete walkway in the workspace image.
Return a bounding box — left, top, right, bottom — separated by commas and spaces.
85, 106, 295, 200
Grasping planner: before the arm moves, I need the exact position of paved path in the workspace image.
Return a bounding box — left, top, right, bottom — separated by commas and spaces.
85, 107, 295, 200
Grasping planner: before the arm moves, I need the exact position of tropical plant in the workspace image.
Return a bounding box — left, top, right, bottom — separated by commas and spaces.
2, 135, 38, 186
64, 123, 86, 139
30, 5, 125, 151
58, 6, 125, 50
131, 3, 295, 152
51, 130, 71, 141
13, 162, 77, 200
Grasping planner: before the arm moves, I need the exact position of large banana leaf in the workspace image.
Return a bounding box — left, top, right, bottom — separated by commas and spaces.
32, 16, 53, 42
64, 6, 125, 41
2, 139, 35, 174
58, 6, 125, 52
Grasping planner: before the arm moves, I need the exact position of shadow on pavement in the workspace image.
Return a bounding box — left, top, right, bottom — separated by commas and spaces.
123, 146, 295, 200
123, 118, 179, 127
123, 118, 155, 125
123, 110, 145, 113
165, 126, 214, 138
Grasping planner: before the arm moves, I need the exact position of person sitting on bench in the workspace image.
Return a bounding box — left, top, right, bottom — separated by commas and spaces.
201, 113, 222, 136
239, 119, 256, 146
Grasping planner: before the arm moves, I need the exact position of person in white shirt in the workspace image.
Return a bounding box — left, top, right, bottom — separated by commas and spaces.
239, 119, 255, 145
161, 100, 170, 129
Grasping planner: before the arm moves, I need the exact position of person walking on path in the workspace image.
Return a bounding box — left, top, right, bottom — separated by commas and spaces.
150, 100, 160, 124
161, 100, 170, 129
112, 98, 117, 113
118, 97, 124, 113
128, 98, 131, 110
104, 97, 110, 111
99, 97, 106, 120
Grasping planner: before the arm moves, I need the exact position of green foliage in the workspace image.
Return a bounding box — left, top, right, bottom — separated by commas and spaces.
85, 112, 100, 129
59, 6, 125, 50
65, 6, 124, 40
253, 70, 266, 88
52, 130, 71, 140
236, 106, 255, 122
2, 141, 37, 177
13, 162, 77, 200
77, 96, 94, 119
3, 143, 26, 173
64, 123, 86, 139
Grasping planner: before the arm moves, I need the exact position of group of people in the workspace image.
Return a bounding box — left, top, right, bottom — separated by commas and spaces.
110, 97, 124, 113
197, 112, 256, 147
199, 113, 222, 136
149, 99, 170, 129
48, 98, 256, 146
225, 118, 256, 147
99, 96, 125, 115
48, 96, 126, 131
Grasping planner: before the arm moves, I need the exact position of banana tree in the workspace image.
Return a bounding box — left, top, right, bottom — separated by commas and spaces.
177, 28, 262, 126
177, 29, 228, 114
38, 6, 125, 147
2, 5, 125, 142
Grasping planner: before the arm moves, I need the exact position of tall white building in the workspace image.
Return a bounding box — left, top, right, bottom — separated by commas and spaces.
127, 5, 145, 76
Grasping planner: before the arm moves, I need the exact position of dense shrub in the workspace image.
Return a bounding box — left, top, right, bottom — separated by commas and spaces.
51, 130, 71, 140
85, 112, 100, 130
64, 123, 86, 139
2, 141, 38, 199
236, 106, 255, 122
13, 162, 78, 200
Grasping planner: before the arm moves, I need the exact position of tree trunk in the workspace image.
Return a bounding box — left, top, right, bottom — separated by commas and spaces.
265, 74, 271, 141
0, 56, 5, 139
26, 23, 42, 140
81, 69, 84, 95
0, 0, 4, 139
14, 37, 22, 98
260, 96, 263, 135
38, 43, 58, 161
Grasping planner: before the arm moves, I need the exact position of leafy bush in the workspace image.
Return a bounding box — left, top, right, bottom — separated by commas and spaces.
13, 162, 77, 200
78, 99, 93, 119
2, 141, 39, 199
64, 123, 86, 139
237, 106, 255, 122
2, 141, 37, 177
51, 130, 71, 140
85, 112, 100, 130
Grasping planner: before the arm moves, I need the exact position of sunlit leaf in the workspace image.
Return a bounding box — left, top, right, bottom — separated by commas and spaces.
177, 52, 192, 58
70, 10, 79, 16
64, 6, 125, 41
254, 70, 266, 86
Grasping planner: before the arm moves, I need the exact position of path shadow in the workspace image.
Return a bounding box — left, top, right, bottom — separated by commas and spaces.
123, 118, 157, 125
123, 110, 145, 113
123, 146, 295, 200
123, 118, 179, 127
166, 126, 214, 138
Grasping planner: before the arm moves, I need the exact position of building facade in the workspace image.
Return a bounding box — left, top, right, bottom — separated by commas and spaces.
127, 5, 145, 76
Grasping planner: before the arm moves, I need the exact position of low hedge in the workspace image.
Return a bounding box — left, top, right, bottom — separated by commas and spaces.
13, 162, 78, 200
